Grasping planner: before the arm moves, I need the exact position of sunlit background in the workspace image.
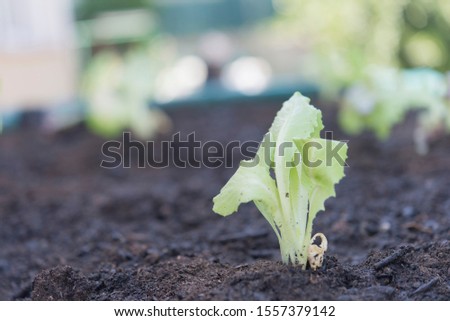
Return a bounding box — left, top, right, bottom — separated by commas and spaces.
1, 0, 449, 139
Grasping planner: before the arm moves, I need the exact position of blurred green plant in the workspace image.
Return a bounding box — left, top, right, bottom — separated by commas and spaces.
273, 0, 450, 153
339, 66, 450, 154
399, 0, 450, 71
273, 0, 450, 95
81, 38, 174, 138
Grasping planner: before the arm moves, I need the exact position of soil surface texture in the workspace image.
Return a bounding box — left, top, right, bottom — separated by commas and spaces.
1, 100, 449, 300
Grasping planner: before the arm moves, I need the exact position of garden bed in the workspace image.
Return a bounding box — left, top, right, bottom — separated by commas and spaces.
0, 100, 449, 300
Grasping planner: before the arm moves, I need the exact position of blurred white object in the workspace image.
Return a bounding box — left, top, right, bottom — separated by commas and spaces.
344, 84, 376, 115
0, 0, 77, 111
198, 31, 234, 67
155, 55, 208, 102
221, 56, 272, 95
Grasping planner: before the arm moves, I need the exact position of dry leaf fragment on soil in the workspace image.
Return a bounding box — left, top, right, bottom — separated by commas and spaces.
308, 233, 328, 271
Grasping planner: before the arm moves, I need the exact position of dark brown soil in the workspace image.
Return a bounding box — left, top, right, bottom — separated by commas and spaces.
1, 100, 449, 301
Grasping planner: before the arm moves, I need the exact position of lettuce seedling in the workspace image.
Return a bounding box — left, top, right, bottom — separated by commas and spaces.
213, 92, 348, 268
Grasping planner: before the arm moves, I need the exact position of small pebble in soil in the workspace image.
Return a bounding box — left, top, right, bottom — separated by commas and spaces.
424, 219, 439, 232
401, 206, 416, 218
379, 220, 391, 232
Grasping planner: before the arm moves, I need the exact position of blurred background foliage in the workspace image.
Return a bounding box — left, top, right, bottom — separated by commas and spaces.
272, 0, 450, 95
73, 0, 450, 101
1, 0, 449, 145
75, 0, 154, 21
